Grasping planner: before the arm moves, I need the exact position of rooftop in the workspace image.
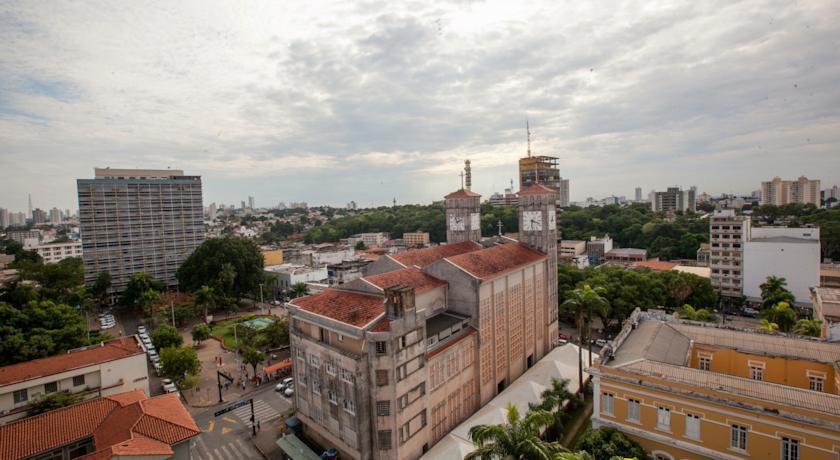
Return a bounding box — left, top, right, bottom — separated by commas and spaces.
632, 260, 679, 271
363, 267, 447, 295
518, 183, 557, 195
0, 390, 199, 460
606, 248, 647, 255
813, 287, 840, 319
426, 312, 470, 338
390, 240, 482, 269
444, 188, 481, 198
445, 243, 546, 280
748, 236, 820, 244
290, 289, 385, 328
0, 337, 144, 386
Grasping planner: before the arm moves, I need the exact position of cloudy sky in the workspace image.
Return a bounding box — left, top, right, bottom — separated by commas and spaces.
1, 0, 839, 212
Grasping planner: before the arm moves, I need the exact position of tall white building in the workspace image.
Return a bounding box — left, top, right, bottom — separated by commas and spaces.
634, 187, 642, 202
743, 227, 820, 305
761, 176, 820, 206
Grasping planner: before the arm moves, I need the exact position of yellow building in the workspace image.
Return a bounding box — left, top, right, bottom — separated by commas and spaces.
592, 310, 840, 460
403, 232, 430, 248
262, 249, 284, 266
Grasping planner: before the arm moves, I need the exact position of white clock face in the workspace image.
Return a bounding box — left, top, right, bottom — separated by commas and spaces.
449, 215, 466, 231
523, 211, 543, 231
470, 213, 480, 230
548, 210, 556, 231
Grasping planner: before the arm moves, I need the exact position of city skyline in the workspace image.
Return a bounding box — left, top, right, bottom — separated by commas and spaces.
2, 1, 840, 211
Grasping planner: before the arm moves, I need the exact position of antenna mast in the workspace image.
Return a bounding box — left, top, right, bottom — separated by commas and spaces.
526, 120, 532, 158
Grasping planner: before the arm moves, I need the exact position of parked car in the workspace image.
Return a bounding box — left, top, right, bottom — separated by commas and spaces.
137, 325, 147, 334
742, 307, 760, 318
283, 387, 294, 397
595, 339, 608, 347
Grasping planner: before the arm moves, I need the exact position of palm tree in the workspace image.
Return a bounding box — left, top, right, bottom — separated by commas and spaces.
760, 276, 796, 309
194, 285, 215, 320
762, 301, 797, 332
758, 319, 779, 333
466, 403, 564, 460
792, 319, 821, 337
290, 282, 309, 299
529, 378, 572, 441
138, 289, 161, 318
561, 284, 609, 394
680, 304, 716, 322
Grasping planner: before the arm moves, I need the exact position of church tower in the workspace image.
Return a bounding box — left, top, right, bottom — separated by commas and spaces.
518, 183, 559, 343
445, 161, 481, 244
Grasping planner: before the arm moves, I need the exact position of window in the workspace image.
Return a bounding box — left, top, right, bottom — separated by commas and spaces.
378, 430, 392, 450
73, 375, 86, 387
13, 389, 28, 404
312, 378, 321, 395
601, 393, 614, 416
44, 382, 58, 394
340, 369, 355, 385
781, 437, 799, 460
326, 362, 337, 376
399, 335, 407, 349
375, 341, 387, 354
343, 399, 356, 415
627, 398, 640, 422
328, 390, 338, 405
699, 356, 711, 371
809, 376, 824, 392
656, 407, 671, 430
749, 365, 763, 381
337, 334, 343, 342
376, 370, 388, 386
684, 413, 700, 439
730, 424, 748, 450
319, 328, 327, 342
310, 355, 320, 369
377, 401, 390, 416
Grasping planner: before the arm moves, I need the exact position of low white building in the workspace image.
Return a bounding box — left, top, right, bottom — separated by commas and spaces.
347, 232, 388, 248
265, 263, 329, 293
743, 227, 820, 306
0, 336, 149, 424
33, 240, 83, 264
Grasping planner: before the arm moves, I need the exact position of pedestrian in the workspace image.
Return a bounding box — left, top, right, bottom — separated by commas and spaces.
257, 420, 261, 431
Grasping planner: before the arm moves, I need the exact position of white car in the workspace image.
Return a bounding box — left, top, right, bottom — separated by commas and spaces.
284, 387, 294, 397
148, 350, 159, 360
100, 322, 116, 330
137, 326, 147, 334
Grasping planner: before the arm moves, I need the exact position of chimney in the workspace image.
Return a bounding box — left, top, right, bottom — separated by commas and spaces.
385, 285, 415, 319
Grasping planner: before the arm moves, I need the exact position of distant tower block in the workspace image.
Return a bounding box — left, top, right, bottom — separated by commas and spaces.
464, 160, 472, 190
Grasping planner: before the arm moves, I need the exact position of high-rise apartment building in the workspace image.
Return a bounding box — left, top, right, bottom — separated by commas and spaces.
248, 195, 255, 210
518, 155, 570, 208
402, 232, 430, 248
32, 208, 47, 224
709, 210, 750, 299
49, 207, 62, 224
761, 176, 821, 206
286, 184, 559, 460
651, 187, 695, 212
0, 208, 8, 229
634, 187, 642, 202
77, 168, 204, 296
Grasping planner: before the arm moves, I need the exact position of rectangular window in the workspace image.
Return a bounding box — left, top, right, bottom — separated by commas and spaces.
310, 355, 320, 369
684, 413, 700, 439
375, 341, 387, 354
781, 437, 799, 460
699, 357, 711, 371
378, 430, 392, 450
730, 424, 748, 450
340, 369, 355, 385
601, 393, 614, 416
656, 407, 671, 430
343, 399, 356, 415
376, 370, 388, 386
749, 366, 763, 381
73, 375, 86, 387
13, 389, 28, 404
337, 334, 343, 342
627, 399, 640, 422
312, 378, 321, 395
44, 382, 58, 394
328, 390, 338, 405
809, 376, 824, 392
377, 401, 390, 416
326, 362, 337, 376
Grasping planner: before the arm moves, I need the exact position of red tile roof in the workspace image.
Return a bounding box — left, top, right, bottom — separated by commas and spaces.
291, 289, 385, 328
633, 260, 678, 272
364, 268, 447, 294
390, 240, 482, 268
519, 184, 557, 195
0, 336, 144, 386
370, 318, 391, 332
446, 243, 546, 280
0, 390, 200, 460
444, 188, 481, 198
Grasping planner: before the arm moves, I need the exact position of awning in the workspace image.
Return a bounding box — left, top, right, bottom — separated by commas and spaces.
264, 358, 292, 374
276, 434, 321, 460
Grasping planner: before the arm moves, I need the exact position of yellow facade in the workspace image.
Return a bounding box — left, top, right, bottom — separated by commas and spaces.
262, 249, 284, 266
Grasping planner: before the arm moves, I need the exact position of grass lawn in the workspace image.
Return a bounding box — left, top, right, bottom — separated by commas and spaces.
210, 320, 242, 348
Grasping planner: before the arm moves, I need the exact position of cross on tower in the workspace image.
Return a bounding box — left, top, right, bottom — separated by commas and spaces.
459, 171, 465, 189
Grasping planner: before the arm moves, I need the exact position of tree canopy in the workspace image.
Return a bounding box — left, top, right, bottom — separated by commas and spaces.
0, 300, 91, 366
160, 346, 201, 384
574, 427, 647, 460
176, 237, 264, 300
152, 324, 184, 350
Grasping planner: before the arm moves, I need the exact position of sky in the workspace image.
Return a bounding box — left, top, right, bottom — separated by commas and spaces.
1, 0, 839, 212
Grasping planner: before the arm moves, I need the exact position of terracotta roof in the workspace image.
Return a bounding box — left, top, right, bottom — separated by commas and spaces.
633, 260, 678, 271
0, 390, 199, 460
0, 336, 144, 386
364, 268, 447, 294
445, 243, 546, 280
518, 184, 557, 195
370, 318, 391, 332
291, 289, 385, 328
444, 188, 481, 198
390, 241, 482, 268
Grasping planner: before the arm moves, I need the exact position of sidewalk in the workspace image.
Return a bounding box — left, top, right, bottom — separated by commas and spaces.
252, 412, 294, 458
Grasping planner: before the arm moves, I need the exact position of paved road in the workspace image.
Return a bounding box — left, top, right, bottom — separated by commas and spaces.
189, 384, 293, 459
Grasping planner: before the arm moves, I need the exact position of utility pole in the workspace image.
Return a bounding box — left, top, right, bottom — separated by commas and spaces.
259, 284, 264, 313
250, 398, 256, 436
171, 298, 175, 328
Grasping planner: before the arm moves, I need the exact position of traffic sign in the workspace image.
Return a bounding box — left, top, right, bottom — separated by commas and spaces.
214, 399, 249, 417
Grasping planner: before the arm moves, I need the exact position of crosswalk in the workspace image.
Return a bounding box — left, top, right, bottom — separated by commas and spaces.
192, 435, 261, 460
231, 399, 280, 425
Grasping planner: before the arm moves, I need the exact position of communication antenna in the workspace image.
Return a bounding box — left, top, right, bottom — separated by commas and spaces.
459, 171, 465, 189
526, 120, 532, 158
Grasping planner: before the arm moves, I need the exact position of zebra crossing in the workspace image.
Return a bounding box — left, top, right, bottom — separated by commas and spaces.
231, 399, 281, 425
192, 435, 261, 460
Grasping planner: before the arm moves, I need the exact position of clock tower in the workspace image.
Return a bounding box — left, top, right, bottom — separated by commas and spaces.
445, 188, 481, 244
518, 183, 559, 338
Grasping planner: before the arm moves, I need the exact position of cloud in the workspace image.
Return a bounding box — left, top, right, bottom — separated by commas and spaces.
1, 0, 839, 211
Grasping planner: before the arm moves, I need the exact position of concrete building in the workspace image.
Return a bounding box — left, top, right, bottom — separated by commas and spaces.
743, 227, 820, 306
6, 229, 40, 247
593, 309, 840, 460
444, 188, 481, 245
49, 207, 62, 224
0, 208, 8, 229
558, 240, 586, 260
604, 248, 647, 264
696, 243, 710, 267
0, 389, 199, 459
821, 263, 840, 289
586, 235, 613, 264
0, 336, 149, 424
32, 208, 47, 224
34, 240, 83, 264
327, 260, 372, 286
487, 187, 518, 207
651, 187, 696, 213
518, 155, 570, 207
709, 210, 751, 300
285, 184, 559, 460
266, 264, 329, 293
761, 176, 821, 206
77, 168, 204, 296
349, 233, 388, 248
402, 232, 430, 248
635, 187, 642, 202
811, 287, 840, 342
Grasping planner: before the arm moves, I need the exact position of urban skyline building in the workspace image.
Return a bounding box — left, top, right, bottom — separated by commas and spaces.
651, 187, 696, 213
761, 176, 821, 206
709, 210, 750, 300
76, 168, 204, 297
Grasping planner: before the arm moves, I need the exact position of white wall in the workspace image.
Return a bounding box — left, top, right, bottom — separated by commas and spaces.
743, 241, 820, 305
751, 227, 819, 240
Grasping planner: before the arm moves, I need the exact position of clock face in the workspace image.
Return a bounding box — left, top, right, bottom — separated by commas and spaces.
548, 210, 556, 231
470, 213, 480, 230
523, 211, 543, 231
449, 215, 466, 231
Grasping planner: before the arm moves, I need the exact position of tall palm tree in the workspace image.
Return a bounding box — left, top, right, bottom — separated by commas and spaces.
529, 378, 572, 441
760, 276, 795, 309
466, 403, 563, 460
758, 319, 779, 333
194, 285, 215, 320
762, 301, 797, 332
792, 319, 822, 337
561, 284, 609, 393
290, 282, 309, 299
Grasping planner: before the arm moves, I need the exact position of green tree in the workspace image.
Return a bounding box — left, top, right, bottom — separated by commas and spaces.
574, 427, 647, 460
152, 324, 183, 350
761, 301, 797, 332
759, 276, 796, 309
138, 289, 161, 317
290, 282, 309, 299
0, 300, 90, 365
194, 285, 216, 320
191, 323, 211, 346
680, 304, 716, 322
27, 391, 86, 416
528, 378, 573, 441
466, 403, 563, 460
242, 345, 267, 377
561, 284, 608, 392
792, 319, 821, 337
176, 237, 264, 300
120, 272, 164, 309
160, 346, 201, 384
758, 319, 780, 332
262, 317, 290, 348
92, 271, 112, 307
354, 240, 367, 250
